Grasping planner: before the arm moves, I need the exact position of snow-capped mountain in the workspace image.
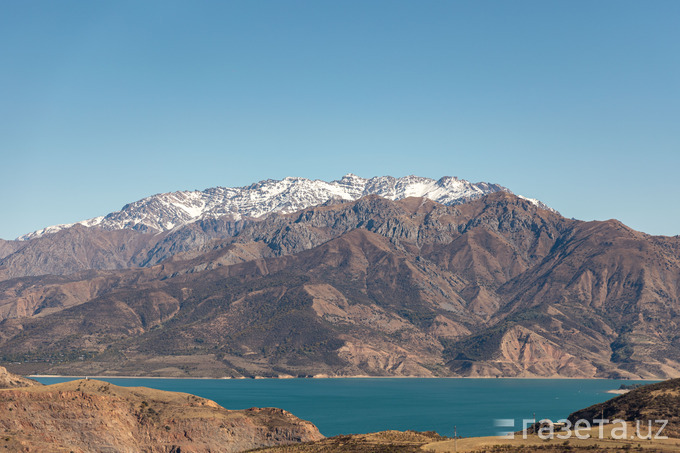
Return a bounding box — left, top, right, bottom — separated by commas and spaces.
18, 174, 546, 240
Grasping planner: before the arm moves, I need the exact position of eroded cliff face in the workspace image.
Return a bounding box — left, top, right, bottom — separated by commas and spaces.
0, 379, 323, 452
0, 366, 40, 389
448, 326, 599, 378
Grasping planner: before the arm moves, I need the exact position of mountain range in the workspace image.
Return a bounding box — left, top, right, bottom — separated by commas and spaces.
17, 174, 530, 241
0, 174, 539, 279
0, 174, 678, 379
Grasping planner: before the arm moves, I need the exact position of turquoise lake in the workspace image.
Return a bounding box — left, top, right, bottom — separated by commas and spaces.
34, 377, 651, 438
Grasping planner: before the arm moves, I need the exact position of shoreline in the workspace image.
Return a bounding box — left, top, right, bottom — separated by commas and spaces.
28, 374, 664, 382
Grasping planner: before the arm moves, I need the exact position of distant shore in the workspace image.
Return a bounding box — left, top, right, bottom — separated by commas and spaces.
28, 374, 663, 382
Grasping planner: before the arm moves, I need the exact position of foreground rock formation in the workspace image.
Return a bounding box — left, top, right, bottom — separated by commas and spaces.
0, 366, 40, 389
0, 379, 323, 452
569, 377, 680, 438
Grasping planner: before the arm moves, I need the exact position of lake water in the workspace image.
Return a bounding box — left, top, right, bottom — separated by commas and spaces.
34, 377, 651, 438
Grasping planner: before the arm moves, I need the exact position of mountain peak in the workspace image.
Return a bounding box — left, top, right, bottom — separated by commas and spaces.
18, 174, 548, 240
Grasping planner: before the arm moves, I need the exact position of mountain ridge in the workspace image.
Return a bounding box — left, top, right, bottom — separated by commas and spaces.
16, 174, 545, 241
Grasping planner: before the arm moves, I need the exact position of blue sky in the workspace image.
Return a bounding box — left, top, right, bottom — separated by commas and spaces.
2, 1, 679, 239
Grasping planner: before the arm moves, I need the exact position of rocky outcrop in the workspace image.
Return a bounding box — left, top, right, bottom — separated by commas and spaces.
0, 379, 323, 452
0, 366, 40, 389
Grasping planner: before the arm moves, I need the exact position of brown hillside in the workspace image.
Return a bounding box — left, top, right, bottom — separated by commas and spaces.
0, 378, 322, 452
569, 378, 680, 438
0, 366, 40, 389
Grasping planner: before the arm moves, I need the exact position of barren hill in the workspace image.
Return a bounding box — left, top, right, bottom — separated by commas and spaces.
0, 378, 322, 452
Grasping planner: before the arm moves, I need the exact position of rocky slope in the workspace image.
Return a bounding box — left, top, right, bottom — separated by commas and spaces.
0, 226, 156, 280
0, 378, 323, 452
0, 239, 22, 261
0, 366, 40, 389
0, 193, 678, 379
